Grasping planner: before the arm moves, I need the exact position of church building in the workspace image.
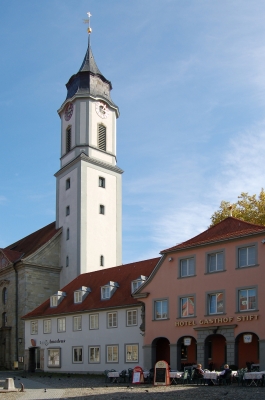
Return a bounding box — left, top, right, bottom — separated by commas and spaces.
0, 16, 122, 369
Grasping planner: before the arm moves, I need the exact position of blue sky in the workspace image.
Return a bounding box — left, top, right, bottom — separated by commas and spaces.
1, 1, 265, 264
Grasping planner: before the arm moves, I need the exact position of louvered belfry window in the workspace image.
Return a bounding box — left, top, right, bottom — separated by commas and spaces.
98, 124, 106, 151
66, 126, 71, 153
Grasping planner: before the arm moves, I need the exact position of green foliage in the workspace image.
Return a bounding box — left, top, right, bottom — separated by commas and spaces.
210, 189, 265, 227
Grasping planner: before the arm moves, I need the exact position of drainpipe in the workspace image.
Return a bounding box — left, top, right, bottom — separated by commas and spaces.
12, 254, 24, 368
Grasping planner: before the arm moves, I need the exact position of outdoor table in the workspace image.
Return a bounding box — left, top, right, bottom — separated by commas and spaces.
244, 371, 265, 386
107, 371, 120, 383
169, 371, 183, 384
203, 371, 219, 384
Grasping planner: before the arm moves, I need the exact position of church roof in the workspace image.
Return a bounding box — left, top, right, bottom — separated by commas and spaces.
161, 217, 265, 253
3, 222, 60, 260
22, 257, 160, 319
79, 35, 105, 77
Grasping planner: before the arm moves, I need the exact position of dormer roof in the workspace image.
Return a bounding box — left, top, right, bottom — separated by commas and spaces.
22, 257, 160, 319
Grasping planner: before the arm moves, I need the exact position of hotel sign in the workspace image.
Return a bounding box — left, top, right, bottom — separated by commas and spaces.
175, 315, 258, 327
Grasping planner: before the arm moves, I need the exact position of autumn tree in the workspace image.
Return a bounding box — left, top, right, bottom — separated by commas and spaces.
210, 189, 265, 226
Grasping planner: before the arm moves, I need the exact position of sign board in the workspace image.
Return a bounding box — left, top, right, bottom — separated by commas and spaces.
132, 366, 144, 384
184, 337, 191, 346
243, 334, 252, 343
154, 360, 170, 386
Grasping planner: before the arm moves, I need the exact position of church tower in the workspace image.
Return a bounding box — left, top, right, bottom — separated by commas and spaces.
55, 15, 122, 286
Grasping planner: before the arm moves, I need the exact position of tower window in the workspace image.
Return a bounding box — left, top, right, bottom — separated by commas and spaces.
2, 312, 7, 327
66, 178, 71, 190
66, 206, 70, 216
99, 205, 105, 215
66, 126, 71, 153
100, 255, 104, 267
66, 256, 69, 267
98, 124, 106, 151
66, 228, 70, 240
2, 288, 7, 305
99, 177, 105, 188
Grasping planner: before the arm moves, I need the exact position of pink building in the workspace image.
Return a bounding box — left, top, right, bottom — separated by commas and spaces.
134, 217, 265, 371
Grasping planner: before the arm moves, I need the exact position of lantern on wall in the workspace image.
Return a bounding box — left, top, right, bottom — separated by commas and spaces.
243, 334, 252, 343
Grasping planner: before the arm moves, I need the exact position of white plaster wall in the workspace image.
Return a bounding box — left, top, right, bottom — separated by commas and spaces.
24, 306, 143, 373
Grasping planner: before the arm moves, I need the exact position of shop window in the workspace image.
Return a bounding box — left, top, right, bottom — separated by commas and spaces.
89, 346, 100, 363
107, 345, 118, 363
48, 348, 61, 367
73, 347, 83, 363
126, 344, 138, 362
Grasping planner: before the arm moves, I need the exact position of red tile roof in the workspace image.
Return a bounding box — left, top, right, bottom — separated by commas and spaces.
22, 257, 160, 319
3, 222, 61, 259
161, 217, 265, 253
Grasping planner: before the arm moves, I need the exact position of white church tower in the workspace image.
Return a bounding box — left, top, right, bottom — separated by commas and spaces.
55, 15, 122, 286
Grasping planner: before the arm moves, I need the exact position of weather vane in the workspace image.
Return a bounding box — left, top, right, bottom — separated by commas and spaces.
83, 12, 92, 34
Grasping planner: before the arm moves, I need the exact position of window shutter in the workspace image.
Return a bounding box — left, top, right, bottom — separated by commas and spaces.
98, 124, 106, 151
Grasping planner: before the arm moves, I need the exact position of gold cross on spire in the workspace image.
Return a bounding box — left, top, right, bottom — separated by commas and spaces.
83, 11, 92, 34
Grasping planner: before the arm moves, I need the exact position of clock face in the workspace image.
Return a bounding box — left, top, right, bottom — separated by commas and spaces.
64, 103, 74, 121
95, 101, 109, 119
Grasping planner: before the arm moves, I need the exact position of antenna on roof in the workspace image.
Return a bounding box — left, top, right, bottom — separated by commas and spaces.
228, 204, 233, 217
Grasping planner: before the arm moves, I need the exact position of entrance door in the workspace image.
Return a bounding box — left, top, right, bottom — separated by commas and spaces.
205, 334, 226, 370
156, 337, 170, 364
28, 347, 40, 372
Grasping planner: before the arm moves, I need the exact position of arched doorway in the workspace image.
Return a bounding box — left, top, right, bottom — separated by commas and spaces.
151, 337, 170, 366
235, 332, 259, 369
204, 334, 226, 370
177, 336, 197, 371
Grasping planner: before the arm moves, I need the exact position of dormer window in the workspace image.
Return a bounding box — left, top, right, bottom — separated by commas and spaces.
74, 286, 91, 304
131, 275, 148, 293
50, 291, 66, 308
101, 281, 119, 300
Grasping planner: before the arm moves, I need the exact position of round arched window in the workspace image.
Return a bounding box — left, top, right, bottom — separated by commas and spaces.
2, 288, 7, 305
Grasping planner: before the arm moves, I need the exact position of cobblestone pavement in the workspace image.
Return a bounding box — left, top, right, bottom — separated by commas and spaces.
1, 371, 265, 400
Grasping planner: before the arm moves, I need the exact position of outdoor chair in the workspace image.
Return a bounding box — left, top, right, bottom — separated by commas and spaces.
192, 369, 205, 385
148, 368, 154, 384
180, 370, 190, 384
119, 370, 127, 383
104, 370, 110, 383
127, 368, 133, 383
219, 372, 232, 385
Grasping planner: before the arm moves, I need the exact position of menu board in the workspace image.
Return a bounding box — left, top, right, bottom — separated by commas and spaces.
155, 368, 166, 383
154, 360, 170, 386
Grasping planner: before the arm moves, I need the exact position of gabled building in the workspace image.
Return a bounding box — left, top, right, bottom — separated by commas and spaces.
0, 223, 61, 369
22, 258, 159, 373
133, 217, 265, 371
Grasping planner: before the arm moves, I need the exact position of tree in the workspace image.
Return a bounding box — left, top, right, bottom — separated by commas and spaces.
210, 189, 265, 226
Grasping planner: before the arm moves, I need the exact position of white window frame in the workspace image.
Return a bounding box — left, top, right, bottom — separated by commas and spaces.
238, 288, 257, 311
101, 286, 110, 299
125, 344, 139, 363
89, 314, 99, 330
73, 316, 82, 331
154, 299, 168, 320
180, 296, 195, 318
48, 348, 61, 368
50, 296, 58, 307
238, 245, 256, 268
57, 318, 66, 333
208, 292, 224, 315
107, 312, 117, 328
74, 291, 82, 304
89, 346, 100, 363
30, 320, 38, 335
127, 309, 137, 326
43, 319, 51, 334
107, 345, 118, 363
180, 257, 195, 277
208, 252, 224, 273
131, 280, 142, 292
73, 346, 83, 363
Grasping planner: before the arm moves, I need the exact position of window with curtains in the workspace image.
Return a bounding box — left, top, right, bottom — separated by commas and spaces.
207, 252, 224, 273
107, 345, 118, 362
89, 346, 100, 363
73, 316, 82, 331
154, 299, 168, 320
238, 245, 256, 268
73, 347, 83, 363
